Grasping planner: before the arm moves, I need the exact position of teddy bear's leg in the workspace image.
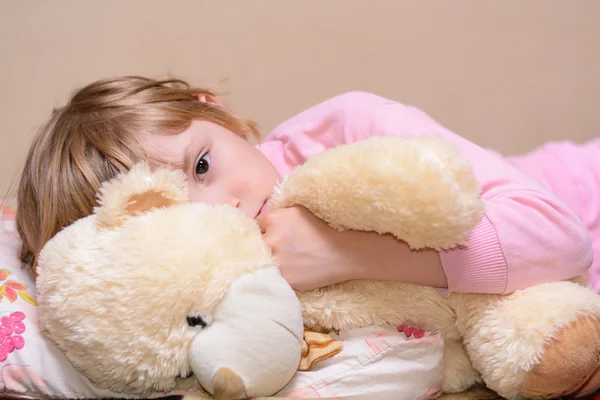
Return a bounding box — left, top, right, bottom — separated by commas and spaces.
441, 338, 482, 393
452, 282, 600, 400
519, 315, 600, 398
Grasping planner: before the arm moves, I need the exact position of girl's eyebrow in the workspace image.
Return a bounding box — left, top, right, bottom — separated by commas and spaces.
180, 145, 193, 172
174, 136, 197, 171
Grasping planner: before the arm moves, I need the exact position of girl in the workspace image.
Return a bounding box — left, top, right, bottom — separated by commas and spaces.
16, 76, 596, 297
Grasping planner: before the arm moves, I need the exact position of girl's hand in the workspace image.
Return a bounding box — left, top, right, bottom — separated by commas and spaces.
256, 206, 360, 291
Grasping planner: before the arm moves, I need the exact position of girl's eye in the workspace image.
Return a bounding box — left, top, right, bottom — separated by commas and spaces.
195, 154, 211, 179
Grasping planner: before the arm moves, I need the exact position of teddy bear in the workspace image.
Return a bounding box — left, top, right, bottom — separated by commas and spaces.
35, 135, 600, 399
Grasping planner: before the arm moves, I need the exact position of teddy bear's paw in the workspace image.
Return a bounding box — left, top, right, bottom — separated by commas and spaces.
519, 315, 600, 399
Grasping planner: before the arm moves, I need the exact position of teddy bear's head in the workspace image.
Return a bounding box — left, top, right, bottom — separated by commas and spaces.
36, 163, 304, 398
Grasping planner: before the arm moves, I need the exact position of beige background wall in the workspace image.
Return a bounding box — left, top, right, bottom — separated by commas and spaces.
1, 1, 599, 194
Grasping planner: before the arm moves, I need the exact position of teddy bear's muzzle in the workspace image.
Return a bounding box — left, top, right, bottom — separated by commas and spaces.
188, 266, 304, 399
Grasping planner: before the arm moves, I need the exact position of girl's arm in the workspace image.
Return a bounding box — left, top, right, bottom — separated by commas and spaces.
257, 205, 447, 291
259, 92, 592, 294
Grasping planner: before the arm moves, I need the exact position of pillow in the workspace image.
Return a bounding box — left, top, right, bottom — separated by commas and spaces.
0, 203, 443, 399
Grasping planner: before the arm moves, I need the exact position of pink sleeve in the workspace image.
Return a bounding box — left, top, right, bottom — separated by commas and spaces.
259, 92, 389, 175
261, 92, 593, 294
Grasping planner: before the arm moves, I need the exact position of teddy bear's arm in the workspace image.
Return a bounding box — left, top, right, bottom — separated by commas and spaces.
270, 136, 484, 250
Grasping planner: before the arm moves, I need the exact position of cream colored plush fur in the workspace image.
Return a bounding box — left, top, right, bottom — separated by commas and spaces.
36, 136, 600, 399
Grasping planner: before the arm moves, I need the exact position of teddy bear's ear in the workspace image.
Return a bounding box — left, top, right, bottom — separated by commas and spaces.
94, 162, 188, 229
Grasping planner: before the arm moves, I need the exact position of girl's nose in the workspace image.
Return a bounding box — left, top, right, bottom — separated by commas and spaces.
228, 197, 241, 208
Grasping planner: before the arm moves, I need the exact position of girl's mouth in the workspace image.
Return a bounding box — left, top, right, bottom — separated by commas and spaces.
255, 201, 268, 218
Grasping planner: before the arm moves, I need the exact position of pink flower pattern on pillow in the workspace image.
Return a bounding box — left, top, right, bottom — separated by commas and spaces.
0, 312, 27, 362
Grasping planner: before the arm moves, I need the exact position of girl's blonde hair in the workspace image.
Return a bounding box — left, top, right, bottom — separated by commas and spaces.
16, 76, 259, 277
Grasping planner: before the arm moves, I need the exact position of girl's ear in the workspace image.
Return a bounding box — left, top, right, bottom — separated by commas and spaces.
94, 162, 189, 229
198, 93, 224, 107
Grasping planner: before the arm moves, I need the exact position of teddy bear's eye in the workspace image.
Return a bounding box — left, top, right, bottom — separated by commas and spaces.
187, 315, 208, 328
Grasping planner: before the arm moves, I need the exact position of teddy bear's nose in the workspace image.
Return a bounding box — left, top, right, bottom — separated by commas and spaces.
213, 367, 246, 399
187, 316, 208, 328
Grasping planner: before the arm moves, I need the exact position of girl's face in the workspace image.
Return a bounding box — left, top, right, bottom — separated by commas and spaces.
143, 118, 280, 220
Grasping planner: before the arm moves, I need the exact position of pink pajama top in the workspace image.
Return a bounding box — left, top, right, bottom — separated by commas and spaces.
256, 92, 595, 295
